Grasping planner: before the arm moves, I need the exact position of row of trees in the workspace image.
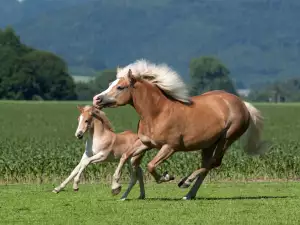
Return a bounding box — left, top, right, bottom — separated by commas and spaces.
248, 78, 300, 102
0, 27, 238, 101
0, 27, 76, 100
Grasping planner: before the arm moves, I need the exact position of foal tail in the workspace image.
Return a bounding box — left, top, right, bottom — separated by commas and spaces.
240, 101, 268, 156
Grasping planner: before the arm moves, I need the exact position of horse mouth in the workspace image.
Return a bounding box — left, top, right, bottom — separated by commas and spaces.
99, 102, 117, 108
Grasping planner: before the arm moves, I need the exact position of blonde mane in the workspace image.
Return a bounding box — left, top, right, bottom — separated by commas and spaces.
83, 106, 114, 131
116, 59, 191, 104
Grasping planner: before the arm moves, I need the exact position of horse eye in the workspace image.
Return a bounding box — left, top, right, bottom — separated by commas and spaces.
117, 86, 124, 90
85, 120, 88, 123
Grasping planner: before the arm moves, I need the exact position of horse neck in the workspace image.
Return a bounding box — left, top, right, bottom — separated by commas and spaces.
131, 81, 169, 120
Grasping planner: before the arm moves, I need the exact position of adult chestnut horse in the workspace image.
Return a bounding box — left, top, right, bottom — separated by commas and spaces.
93, 59, 267, 200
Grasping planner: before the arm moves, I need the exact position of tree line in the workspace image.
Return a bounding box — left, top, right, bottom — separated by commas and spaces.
1, 27, 238, 101
0, 27, 76, 100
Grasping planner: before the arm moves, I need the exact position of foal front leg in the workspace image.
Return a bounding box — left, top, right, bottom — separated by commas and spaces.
147, 145, 175, 183
53, 153, 89, 193
72, 152, 107, 191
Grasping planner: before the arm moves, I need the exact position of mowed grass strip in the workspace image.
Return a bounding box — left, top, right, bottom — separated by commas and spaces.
0, 182, 299, 225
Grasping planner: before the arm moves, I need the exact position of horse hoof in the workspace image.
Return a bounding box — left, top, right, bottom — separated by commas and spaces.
182, 196, 195, 200
178, 177, 188, 188
162, 171, 175, 181
138, 195, 145, 200
73, 188, 79, 192
112, 186, 122, 196
180, 183, 191, 189
118, 198, 126, 201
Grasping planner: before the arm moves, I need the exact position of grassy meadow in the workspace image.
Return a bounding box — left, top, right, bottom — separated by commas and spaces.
1, 101, 300, 183
1, 182, 300, 225
1, 101, 300, 224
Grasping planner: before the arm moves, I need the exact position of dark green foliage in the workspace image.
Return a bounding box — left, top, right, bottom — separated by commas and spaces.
75, 69, 117, 100
2, 0, 299, 85
0, 27, 76, 100
189, 56, 237, 96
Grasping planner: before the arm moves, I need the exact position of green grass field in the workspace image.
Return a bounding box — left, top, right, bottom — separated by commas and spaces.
1, 182, 300, 225
1, 101, 300, 224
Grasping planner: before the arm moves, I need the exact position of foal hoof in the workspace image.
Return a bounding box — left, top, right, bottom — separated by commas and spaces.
52, 188, 59, 194
73, 188, 79, 192
112, 186, 122, 196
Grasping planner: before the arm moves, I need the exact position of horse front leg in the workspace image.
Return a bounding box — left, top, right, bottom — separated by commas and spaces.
147, 145, 175, 183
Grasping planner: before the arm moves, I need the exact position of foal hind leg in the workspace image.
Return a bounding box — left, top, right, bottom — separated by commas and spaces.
119, 153, 145, 200
119, 162, 138, 200
131, 152, 146, 199
147, 145, 175, 183
111, 142, 149, 195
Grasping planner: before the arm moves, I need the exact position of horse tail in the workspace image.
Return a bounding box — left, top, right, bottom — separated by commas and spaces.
240, 101, 268, 155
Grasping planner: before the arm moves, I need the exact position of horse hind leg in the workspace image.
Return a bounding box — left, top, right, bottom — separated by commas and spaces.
179, 137, 229, 200
181, 125, 245, 200
178, 147, 214, 189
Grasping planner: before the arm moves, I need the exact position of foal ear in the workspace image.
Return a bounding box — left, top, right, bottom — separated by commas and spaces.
127, 69, 136, 86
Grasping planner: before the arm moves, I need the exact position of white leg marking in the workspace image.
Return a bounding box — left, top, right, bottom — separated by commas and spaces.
73, 152, 106, 191
53, 153, 89, 193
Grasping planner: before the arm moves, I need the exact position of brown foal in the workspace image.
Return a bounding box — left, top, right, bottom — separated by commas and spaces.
53, 105, 147, 200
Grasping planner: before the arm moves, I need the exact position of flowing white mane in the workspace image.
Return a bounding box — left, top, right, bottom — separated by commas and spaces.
116, 59, 191, 104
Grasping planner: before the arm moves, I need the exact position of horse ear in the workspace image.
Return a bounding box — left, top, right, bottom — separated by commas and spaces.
127, 69, 136, 86
116, 66, 122, 73
77, 105, 83, 112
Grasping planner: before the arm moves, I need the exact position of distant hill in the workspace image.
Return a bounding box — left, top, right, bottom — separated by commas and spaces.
2, 0, 300, 87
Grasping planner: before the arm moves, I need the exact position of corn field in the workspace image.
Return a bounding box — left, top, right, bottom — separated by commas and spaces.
1, 101, 300, 184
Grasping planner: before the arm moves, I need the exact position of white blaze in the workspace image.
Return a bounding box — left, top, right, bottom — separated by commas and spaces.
75, 115, 84, 136
100, 79, 120, 95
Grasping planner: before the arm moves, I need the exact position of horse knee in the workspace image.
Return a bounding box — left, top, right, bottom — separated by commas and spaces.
147, 162, 155, 173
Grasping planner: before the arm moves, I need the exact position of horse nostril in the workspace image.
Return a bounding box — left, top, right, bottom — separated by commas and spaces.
97, 95, 102, 102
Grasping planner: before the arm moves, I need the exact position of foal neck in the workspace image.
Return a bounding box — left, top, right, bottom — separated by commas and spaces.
92, 119, 114, 139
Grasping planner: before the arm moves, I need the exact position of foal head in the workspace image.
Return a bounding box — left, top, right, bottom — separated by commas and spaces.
75, 105, 113, 139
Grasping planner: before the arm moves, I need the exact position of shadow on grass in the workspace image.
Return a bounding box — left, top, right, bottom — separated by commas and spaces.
123, 195, 295, 202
